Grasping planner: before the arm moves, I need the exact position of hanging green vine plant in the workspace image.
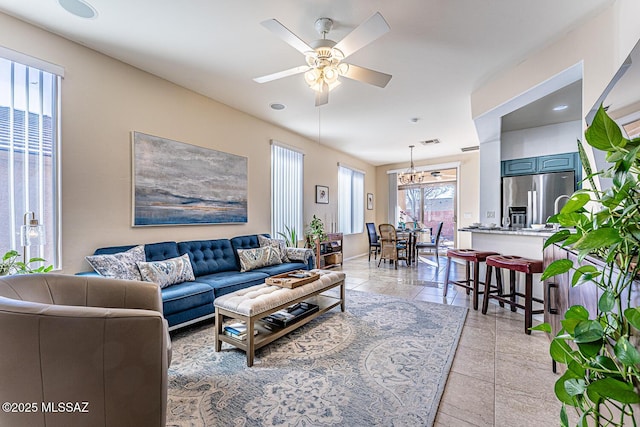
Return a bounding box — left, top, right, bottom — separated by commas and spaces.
534, 105, 640, 426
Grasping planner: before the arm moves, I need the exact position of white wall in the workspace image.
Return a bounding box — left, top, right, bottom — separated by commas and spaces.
472, 0, 640, 127
478, 139, 501, 224
501, 120, 582, 160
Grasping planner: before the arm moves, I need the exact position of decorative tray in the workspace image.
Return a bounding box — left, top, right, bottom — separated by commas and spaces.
265, 271, 320, 288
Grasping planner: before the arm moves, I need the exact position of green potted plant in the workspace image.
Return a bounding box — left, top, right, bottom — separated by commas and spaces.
277, 225, 299, 248
534, 105, 639, 425
1, 250, 53, 275
305, 215, 327, 248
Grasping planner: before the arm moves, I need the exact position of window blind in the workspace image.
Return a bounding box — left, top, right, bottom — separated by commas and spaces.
338, 164, 364, 234
271, 142, 303, 244
0, 54, 60, 268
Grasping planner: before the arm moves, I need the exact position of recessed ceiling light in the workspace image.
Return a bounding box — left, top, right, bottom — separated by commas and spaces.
553, 104, 568, 111
58, 0, 97, 19
270, 103, 286, 111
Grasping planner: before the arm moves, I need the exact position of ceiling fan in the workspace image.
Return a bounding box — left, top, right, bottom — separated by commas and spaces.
254, 12, 393, 106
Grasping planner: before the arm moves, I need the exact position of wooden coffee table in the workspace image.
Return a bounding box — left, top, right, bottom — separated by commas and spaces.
213, 269, 345, 366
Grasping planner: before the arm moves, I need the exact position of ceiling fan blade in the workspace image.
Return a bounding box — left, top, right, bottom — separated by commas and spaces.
253, 65, 310, 83
261, 19, 314, 54
315, 82, 329, 107
334, 12, 390, 59
342, 64, 392, 88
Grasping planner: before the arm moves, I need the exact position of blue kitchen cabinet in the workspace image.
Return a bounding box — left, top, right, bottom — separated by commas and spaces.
501, 157, 536, 176
537, 152, 578, 173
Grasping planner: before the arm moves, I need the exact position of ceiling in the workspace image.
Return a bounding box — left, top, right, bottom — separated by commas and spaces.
0, 0, 614, 166
501, 80, 583, 133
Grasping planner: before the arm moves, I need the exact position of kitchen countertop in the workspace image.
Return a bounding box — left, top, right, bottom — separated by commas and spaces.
458, 227, 556, 237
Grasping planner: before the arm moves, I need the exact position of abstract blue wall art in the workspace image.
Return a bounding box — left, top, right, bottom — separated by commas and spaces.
132, 132, 248, 226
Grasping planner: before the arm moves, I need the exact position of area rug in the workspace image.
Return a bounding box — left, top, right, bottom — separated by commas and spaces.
167, 290, 468, 427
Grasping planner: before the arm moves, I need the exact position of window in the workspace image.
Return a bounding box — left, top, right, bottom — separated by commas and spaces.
397, 168, 457, 244
0, 53, 61, 268
338, 164, 364, 234
271, 142, 303, 243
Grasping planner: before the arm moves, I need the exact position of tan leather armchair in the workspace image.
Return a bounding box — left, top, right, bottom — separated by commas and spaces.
0, 274, 171, 427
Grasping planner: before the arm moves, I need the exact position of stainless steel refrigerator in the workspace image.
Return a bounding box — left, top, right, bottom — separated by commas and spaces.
502, 171, 575, 227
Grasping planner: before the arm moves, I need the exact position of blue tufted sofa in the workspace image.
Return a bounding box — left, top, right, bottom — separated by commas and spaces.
79, 234, 315, 330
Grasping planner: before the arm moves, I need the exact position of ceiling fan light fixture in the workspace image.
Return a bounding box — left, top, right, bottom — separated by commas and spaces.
307, 78, 341, 93
304, 68, 321, 86
323, 67, 339, 83
337, 63, 349, 74
256, 12, 391, 106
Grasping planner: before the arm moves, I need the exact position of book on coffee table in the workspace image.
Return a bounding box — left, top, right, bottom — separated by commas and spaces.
262, 302, 319, 327
223, 322, 258, 340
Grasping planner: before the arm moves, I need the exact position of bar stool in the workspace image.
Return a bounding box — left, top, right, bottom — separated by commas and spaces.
444, 249, 500, 310
481, 255, 544, 334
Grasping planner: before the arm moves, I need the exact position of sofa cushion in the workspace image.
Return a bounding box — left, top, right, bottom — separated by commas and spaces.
194, 270, 269, 299
85, 245, 145, 280
253, 261, 310, 276
178, 239, 239, 276
237, 246, 282, 272
161, 281, 214, 316
230, 234, 263, 251
257, 235, 289, 262
93, 244, 136, 256
93, 241, 180, 262
165, 304, 215, 329
138, 254, 195, 288
144, 241, 180, 261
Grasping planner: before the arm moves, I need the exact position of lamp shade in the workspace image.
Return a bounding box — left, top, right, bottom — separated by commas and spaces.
21, 223, 46, 247
20, 213, 46, 247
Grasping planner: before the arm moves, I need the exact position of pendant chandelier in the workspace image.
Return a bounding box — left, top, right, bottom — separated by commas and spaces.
398, 145, 424, 185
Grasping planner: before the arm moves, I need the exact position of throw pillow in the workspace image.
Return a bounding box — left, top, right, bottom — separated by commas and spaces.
237, 246, 282, 272
85, 245, 146, 281
137, 253, 195, 289
257, 235, 289, 262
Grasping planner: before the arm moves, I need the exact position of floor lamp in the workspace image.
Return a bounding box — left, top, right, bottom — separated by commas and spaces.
20, 212, 46, 262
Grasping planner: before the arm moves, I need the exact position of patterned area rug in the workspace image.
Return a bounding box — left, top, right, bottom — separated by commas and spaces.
167, 290, 467, 426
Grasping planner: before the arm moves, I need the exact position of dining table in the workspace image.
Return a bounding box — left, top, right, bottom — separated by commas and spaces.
396, 228, 432, 266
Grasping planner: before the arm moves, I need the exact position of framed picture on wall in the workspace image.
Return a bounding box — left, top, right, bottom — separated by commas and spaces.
316, 185, 329, 204
367, 193, 374, 210
131, 131, 248, 226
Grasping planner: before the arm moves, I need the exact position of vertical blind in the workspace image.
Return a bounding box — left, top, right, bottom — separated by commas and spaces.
388, 172, 398, 224
0, 55, 60, 267
338, 164, 364, 234
271, 142, 303, 243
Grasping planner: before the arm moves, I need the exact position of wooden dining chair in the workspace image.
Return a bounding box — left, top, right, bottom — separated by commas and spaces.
377, 224, 409, 269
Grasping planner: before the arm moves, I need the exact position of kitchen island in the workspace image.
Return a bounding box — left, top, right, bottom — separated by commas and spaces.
459, 226, 553, 255
458, 226, 555, 301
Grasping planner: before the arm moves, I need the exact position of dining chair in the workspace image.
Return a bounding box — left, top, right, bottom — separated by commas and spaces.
366, 222, 381, 261
415, 221, 443, 264
377, 223, 409, 269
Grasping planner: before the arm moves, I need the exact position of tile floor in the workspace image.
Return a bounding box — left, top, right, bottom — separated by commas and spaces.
339, 254, 568, 427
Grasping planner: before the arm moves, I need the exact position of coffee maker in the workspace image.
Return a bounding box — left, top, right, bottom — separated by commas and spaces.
508, 206, 527, 229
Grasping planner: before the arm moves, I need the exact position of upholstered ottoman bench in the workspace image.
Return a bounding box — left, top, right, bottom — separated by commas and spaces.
214, 269, 346, 366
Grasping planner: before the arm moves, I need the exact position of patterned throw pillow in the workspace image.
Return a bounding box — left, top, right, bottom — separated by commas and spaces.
237, 246, 282, 272
257, 235, 289, 262
86, 245, 146, 281
137, 253, 195, 289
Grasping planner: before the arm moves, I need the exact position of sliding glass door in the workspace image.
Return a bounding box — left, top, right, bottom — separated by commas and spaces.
397, 168, 457, 248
